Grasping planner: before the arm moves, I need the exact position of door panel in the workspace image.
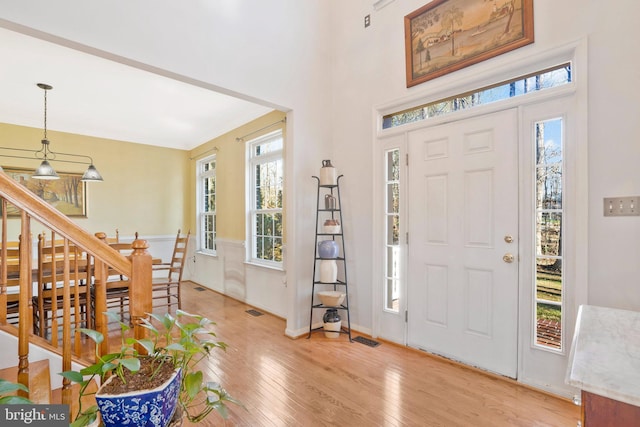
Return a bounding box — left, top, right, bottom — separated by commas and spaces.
407, 109, 519, 378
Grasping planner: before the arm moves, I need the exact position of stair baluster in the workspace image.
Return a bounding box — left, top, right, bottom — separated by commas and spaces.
0, 171, 152, 417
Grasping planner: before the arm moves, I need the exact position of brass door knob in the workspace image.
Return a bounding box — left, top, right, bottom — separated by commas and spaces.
503, 253, 514, 263
504, 235, 514, 243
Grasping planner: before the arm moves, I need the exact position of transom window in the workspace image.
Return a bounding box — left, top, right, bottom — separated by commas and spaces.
197, 156, 216, 255
383, 63, 572, 129
247, 130, 284, 267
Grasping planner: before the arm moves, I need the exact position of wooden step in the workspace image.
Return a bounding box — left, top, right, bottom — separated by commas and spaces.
0, 359, 51, 404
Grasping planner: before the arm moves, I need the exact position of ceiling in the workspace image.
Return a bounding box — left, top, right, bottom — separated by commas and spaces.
0, 26, 274, 151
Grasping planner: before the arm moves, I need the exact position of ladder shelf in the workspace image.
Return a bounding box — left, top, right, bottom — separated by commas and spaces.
308, 175, 352, 341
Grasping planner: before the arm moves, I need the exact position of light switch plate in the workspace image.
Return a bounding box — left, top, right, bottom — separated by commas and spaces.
603, 196, 640, 216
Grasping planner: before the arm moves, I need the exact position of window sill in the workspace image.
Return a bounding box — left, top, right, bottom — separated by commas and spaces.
196, 250, 218, 259
244, 260, 285, 273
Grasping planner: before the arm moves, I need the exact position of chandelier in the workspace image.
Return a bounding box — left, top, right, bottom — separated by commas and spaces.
0, 83, 103, 181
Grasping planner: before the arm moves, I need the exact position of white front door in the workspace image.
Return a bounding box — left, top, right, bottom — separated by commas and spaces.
407, 109, 519, 378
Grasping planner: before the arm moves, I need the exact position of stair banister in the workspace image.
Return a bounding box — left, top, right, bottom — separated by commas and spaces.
0, 170, 153, 409
0, 173, 130, 275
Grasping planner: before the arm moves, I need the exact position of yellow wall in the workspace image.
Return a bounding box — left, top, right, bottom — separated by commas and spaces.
0, 110, 286, 244
187, 110, 286, 241
0, 122, 189, 239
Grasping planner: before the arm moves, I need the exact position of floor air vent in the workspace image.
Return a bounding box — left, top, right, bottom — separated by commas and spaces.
246, 309, 263, 317
354, 336, 380, 347
193, 286, 206, 292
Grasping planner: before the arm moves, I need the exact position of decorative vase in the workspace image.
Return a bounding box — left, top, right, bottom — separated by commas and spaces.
318, 291, 345, 307
96, 367, 182, 427
319, 160, 336, 186
318, 240, 339, 258
319, 260, 338, 283
323, 219, 341, 234
323, 308, 342, 338
324, 194, 337, 210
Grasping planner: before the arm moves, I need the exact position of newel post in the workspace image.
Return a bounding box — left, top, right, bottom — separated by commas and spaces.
130, 238, 152, 347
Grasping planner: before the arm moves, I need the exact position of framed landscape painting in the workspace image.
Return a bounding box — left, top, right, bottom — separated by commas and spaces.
4, 167, 87, 217
405, 0, 534, 87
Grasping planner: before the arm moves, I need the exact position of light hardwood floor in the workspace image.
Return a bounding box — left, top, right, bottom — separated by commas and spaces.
173, 282, 580, 426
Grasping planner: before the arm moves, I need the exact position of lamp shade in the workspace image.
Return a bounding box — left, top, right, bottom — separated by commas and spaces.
33, 160, 59, 180
81, 164, 104, 182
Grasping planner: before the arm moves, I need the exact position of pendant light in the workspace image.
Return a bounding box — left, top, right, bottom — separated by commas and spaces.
32, 84, 59, 179
0, 83, 103, 182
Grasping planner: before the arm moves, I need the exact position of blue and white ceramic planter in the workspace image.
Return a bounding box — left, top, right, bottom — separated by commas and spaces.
96, 367, 181, 427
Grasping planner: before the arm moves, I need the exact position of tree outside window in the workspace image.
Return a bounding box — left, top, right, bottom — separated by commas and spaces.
248, 131, 283, 266
197, 156, 216, 255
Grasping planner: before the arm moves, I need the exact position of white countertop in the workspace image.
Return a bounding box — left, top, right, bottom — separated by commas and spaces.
566, 305, 640, 407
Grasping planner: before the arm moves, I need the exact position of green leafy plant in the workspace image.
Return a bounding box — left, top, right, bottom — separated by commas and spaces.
61, 310, 242, 426
0, 379, 31, 404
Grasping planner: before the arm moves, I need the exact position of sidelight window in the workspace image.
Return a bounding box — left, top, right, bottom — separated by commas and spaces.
384, 149, 401, 312
533, 118, 563, 350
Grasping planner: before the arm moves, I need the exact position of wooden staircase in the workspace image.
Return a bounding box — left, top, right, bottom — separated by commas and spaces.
0, 358, 99, 418
0, 359, 51, 404
0, 171, 153, 421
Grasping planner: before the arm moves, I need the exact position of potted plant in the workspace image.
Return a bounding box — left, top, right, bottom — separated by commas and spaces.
0, 379, 31, 404
61, 310, 242, 427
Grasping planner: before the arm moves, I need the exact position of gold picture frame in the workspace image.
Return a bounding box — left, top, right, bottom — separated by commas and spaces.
4, 167, 87, 217
405, 0, 534, 87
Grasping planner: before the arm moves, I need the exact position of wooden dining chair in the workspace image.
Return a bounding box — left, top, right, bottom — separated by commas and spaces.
32, 234, 91, 339
152, 229, 190, 312
1, 244, 22, 325
90, 241, 133, 323
105, 229, 120, 244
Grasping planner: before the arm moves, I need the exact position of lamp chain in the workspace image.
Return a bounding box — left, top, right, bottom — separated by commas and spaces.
43, 87, 47, 140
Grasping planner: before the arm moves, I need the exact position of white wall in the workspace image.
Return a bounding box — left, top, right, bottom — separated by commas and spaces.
0, 0, 332, 334
582, 3, 640, 310
327, 0, 640, 331
1, 0, 640, 340
187, 239, 288, 319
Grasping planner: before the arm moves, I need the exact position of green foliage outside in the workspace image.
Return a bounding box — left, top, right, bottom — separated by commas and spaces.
536, 271, 562, 323
537, 303, 561, 323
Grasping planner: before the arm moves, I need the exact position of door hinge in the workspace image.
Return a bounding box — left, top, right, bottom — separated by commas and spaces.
405, 310, 408, 323
406, 153, 409, 166
406, 232, 409, 245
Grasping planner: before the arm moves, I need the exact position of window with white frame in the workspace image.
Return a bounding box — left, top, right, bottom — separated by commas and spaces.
384, 148, 401, 312
382, 63, 572, 130
197, 155, 216, 255
533, 117, 564, 351
247, 130, 284, 267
